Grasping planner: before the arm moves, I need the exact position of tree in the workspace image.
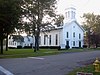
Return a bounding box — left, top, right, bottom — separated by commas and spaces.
82, 13, 100, 48
54, 14, 64, 27
0, 0, 23, 54
22, 0, 57, 52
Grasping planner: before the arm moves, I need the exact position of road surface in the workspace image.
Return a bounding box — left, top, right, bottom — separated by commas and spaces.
0, 51, 100, 75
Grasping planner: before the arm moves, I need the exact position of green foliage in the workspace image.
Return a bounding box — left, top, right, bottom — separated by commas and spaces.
68, 65, 100, 75
0, 0, 23, 54
54, 14, 64, 27
82, 13, 100, 48
21, 0, 57, 52
22, 0, 57, 33
0, 0, 22, 35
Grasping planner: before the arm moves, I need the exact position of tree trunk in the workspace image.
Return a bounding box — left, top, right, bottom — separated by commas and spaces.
0, 39, 3, 54
37, 34, 39, 51
34, 36, 37, 52
6, 34, 8, 51
34, 34, 40, 52
88, 30, 91, 48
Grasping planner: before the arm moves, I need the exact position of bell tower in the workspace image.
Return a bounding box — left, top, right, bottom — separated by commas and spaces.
64, 7, 76, 22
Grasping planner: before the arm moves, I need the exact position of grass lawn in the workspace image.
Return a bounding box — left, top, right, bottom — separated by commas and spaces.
67, 64, 100, 75
0, 48, 85, 58
0, 48, 100, 59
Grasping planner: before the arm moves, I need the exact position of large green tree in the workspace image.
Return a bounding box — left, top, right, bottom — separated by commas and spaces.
82, 13, 100, 48
0, 0, 23, 54
54, 14, 64, 27
22, 0, 57, 52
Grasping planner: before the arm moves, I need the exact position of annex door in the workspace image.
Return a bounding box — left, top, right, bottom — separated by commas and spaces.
79, 41, 81, 47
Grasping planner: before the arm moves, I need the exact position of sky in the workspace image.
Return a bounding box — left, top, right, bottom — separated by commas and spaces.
57, 0, 100, 24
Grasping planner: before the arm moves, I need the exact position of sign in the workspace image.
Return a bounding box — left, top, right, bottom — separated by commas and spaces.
77, 72, 93, 75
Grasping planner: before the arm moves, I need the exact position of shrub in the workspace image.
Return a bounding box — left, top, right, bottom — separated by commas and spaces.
83, 45, 87, 48
58, 46, 61, 50
66, 45, 70, 49
17, 46, 22, 49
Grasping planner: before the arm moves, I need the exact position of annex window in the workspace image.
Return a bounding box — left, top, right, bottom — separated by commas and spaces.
14, 42, 16, 45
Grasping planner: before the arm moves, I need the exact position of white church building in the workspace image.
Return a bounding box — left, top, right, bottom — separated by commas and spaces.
8, 7, 84, 49
39, 7, 84, 49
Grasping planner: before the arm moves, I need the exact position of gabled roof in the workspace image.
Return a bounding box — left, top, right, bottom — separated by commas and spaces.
10, 35, 24, 42
40, 20, 85, 32
63, 20, 85, 32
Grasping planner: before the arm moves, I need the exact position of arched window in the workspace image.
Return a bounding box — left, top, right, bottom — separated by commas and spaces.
66, 12, 68, 18
68, 11, 70, 18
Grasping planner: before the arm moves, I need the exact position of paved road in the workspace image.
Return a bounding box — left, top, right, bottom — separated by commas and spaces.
0, 51, 100, 75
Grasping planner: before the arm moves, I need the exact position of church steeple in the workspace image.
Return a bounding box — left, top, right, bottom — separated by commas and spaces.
64, 7, 76, 22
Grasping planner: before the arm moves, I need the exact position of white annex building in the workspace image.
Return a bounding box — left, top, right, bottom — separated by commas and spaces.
8, 35, 33, 48
39, 7, 84, 49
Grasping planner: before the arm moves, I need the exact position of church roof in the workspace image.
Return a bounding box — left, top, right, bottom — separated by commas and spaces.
64, 20, 85, 32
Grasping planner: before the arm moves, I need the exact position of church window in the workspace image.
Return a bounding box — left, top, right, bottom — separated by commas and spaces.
79, 34, 81, 39
55, 34, 58, 45
49, 35, 51, 45
73, 32, 75, 37
28, 38, 30, 41
44, 35, 47, 45
66, 32, 68, 38
73, 41, 75, 46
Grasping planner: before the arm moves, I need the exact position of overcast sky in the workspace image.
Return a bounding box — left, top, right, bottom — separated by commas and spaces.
57, 0, 100, 24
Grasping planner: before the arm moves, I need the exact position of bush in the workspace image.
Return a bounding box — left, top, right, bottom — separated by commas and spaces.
17, 46, 22, 49
83, 45, 87, 48
58, 46, 61, 50
66, 45, 70, 49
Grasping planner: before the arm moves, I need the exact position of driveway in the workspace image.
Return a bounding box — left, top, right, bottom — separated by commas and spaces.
0, 51, 100, 75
